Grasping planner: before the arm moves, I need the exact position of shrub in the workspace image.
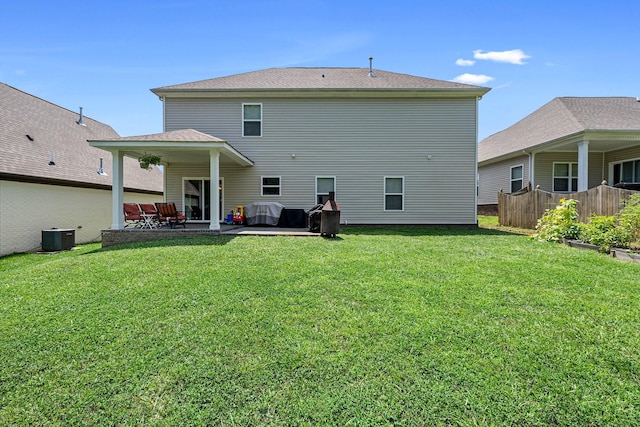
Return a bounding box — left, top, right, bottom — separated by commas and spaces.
618, 193, 640, 248
533, 198, 582, 242
580, 215, 629, 253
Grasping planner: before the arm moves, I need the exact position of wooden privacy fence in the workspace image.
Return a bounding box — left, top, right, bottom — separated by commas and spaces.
498, 183, 639, 229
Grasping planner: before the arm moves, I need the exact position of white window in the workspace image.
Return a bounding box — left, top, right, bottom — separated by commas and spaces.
316, 177, 335, 204
261, 176, 281, 196
384, 177, 404, 211
553, 162, 578, 192
611, 158, 640, 185
243, 103, 262, 137
510, 165, 524, 193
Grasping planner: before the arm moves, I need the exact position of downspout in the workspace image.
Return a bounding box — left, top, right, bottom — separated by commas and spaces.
523, 150, 534, 188
159, 95, 166, 132
474, 95, 480, 224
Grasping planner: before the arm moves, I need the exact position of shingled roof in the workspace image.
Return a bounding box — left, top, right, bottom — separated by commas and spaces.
152, 67, 489, 94
0, 82, 163, 193
478, 97, 640, 163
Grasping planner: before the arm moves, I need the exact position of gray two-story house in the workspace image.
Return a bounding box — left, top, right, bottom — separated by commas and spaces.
91, 67, 490, 230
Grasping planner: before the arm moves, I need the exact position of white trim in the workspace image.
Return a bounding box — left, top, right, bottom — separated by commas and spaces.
552, 161, 578, 192
182, 176, 224, 223
510, 164, 524, 193
242, 103, 262, 137
209, 151, 220, 230
261, 176, 281, 196
609, 157, 640, 185
111, 150, 124, 229
384, 176, 404, 211
577, 141, 589, 192
153, 88, 490, 100
474, 96, 480, 224
530, 153, 535, 188
315, 176, 336, 205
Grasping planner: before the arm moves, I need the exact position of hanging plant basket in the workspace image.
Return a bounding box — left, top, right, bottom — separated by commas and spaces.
138, 153, 162, 170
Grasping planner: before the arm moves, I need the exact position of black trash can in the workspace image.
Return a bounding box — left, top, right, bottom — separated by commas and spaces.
42, 229, 75, 252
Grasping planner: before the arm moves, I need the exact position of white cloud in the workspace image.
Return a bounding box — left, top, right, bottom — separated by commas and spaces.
456, 58, 475, 66
473, 49, 531, 65
453, 73, 494, 85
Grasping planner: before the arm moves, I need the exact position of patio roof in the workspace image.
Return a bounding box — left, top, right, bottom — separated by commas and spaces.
478, 97, 640, 165
88, 128, 254, 167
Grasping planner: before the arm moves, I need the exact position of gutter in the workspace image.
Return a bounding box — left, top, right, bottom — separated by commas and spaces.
150, 87, 492, 99
0, 173, 163, 195
522, 150, 535, 188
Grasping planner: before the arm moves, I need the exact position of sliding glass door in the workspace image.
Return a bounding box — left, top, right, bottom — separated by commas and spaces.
183, 178, 223, 222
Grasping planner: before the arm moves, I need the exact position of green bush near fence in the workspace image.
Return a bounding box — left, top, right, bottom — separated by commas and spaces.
533, 194, 640, 251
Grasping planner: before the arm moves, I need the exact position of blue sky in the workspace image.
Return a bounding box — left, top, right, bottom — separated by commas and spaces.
2, 0, 639, 140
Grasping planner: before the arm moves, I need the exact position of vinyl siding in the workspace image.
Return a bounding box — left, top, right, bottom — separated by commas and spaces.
164, 97, 479, 224
478, 155, 529, 205
0, 180, 161, 256
534, 152, 604, 192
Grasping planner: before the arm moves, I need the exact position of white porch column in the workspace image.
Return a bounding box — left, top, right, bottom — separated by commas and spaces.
209, 150, 220, 231
529, 152, 535, 188
111, 150, 124, 229
578, 141, 589, 192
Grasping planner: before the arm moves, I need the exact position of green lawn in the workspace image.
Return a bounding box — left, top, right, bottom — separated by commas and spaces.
1, 227, 639, 425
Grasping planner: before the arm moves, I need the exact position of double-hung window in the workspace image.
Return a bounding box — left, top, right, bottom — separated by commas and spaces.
316, 177, 335, 204
384, 177, 404, 211
261, 177, 281, 196
510, 165, 523, 193
243, 103, 262, 137
553, 162, 578, 192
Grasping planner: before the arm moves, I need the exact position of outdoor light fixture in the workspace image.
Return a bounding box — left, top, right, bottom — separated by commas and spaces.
97, 157, 107, 176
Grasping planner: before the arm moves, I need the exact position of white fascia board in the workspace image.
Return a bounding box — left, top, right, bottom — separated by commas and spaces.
89, 140, 254, 167
151, 87, 491, 99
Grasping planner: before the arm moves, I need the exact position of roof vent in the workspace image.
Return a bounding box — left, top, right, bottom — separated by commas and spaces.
97, 157, 107, 176
368, 57, 375, 77
49, 151, 56, 166
77, 107, 86, 126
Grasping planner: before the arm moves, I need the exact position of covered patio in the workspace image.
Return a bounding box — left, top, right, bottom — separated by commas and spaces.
89, 129, 254, 232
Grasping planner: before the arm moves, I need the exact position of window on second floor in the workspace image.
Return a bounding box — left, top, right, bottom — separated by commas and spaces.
510, 165, 523, 193
243, 103, 262, 137
261, 176, 281, 196
553, 162, 578, 192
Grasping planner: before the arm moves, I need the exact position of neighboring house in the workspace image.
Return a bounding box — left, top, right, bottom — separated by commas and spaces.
0, 82, 163, 256
478, 97, 640, 207
90, 67, 490, 230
